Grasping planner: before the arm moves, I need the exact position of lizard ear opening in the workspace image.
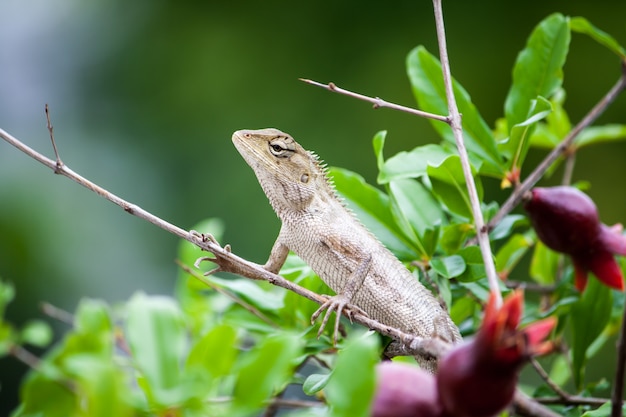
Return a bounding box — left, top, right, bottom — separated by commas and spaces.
300, 173, 310, 183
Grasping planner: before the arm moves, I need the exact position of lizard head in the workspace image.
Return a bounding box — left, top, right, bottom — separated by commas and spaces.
232, 128, 334, 215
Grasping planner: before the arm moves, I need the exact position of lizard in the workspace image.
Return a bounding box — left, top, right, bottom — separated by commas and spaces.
231, 128, 462, 371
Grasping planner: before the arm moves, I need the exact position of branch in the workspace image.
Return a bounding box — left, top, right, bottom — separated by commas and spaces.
299, 78, 450, 123
0, 125, 448, 362
487, 64, 626, 230
431, 0, 501, 307
611, 294, 626, 417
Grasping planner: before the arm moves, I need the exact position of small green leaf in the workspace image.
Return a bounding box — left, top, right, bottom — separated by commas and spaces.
495, 233, 533, 279
502, 96, 553, 172
233, 333, 302, 413
331, 167, 417, 260
570, 279, 612, 389
407, 46, 503, 177
20, 319, 53, 348
530, 240, 560, 284
125, 293, 186, 404
372, 130, 387, 174
303, 373, 330, 395
430, 255, 466, 278
489, 214, 527, 241
0, 280, 15, 317
427, 155, 483, 220
581, 400, 619, 417
14, 372, 76, 417
186, 323, 238, 379
576, 124, 626, 148
504, 13, 570, 129
378, 144, 451, 184
440, 223, 473, 254
326, 334, 379, 417
389, 179, 443, 257
456, 246, 487, 283
570, 16, 626, 58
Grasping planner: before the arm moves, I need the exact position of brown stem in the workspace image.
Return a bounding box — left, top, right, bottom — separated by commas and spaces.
530, 357, 570, 399
431, 0, 501, 307
611, 296, 626, 417
299, 79, 450, 123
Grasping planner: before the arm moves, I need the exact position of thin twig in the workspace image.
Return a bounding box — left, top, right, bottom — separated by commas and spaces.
9, 344, 42, 370
504, 281, 556, 294
45, 104, 62, 168
299, 78, 450, 123
535, 395, 609, 407
0, 127, 449, 361
431, 0, 501, 308
487, 66, 626, 231
529, 357, 570, 399
41, 302, 74, 325
176, 260, 279, 328
561, 152, 576, 186
611, 296, 626, 417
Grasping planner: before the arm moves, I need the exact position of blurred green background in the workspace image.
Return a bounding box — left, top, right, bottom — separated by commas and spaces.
1, 0, 625, 412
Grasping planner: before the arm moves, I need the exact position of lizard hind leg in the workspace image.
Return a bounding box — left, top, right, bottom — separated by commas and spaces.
310, 254, 372, 344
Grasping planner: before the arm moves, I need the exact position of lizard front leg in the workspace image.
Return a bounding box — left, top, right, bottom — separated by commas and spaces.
311, 254, 371, 344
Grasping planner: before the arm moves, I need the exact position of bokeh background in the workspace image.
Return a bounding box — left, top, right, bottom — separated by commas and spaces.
1, 0, 625, 413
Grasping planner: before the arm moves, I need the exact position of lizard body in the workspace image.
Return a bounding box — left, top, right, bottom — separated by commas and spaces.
232, 128, 461, 370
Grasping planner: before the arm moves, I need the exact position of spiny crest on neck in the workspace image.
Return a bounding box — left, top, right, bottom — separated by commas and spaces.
306, 149, 343, 204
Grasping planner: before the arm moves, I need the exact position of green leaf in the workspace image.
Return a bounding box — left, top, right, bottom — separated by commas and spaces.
326, 334, 379, 417
576, 124, 626, 148
502, 96, 553, 172
233, 333, 302, 413
186, 323, 238, 379
389, 179, 443, 257
407, 46, 503, 177
125, 293, 187, 405
530, 240, 560, 284
330, 167, 417, 260
495, 233, 533, 279
570, 16, 626, 58
13, 373, 76, 417
427, 155, 483, 220
504, 13, 570, 130
570, 278, 612, 389
489, 214, 527, 241
440, 223, 473, 254
0, 280, 14, 317
456, 246, 487, 283
581, 400, 622, 417
303, 372, 331, 395
430, 255, 466, 278
20, 319, 53, 348
372, 130, 387, 174
378, 143, 452, 184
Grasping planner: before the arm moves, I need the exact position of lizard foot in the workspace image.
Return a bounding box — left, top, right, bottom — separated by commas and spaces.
311, 294, 368, 345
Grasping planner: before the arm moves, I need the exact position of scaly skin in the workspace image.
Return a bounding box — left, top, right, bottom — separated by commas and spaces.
232, 128, 461, 370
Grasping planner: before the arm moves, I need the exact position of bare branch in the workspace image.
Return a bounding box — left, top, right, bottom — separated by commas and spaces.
431, 0, 501, 307
529, 357, 570, 399
41, 302, 74, 325
611, 297, 626, 417
0, 127, 449, 361
299, 78, 450, 123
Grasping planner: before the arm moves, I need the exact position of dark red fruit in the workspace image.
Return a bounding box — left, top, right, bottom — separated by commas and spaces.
371, 362, 443, 417
436, 291, 555, 417
525, 186, 626, 291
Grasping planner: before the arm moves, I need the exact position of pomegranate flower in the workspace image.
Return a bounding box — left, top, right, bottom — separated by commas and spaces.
371, 291, 555, 417
525, 186, 626, 291
436, 291, 555, 417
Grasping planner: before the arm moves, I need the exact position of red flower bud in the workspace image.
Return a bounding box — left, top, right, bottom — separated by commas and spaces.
436, 291, 556, 417
525, 186, 626, 291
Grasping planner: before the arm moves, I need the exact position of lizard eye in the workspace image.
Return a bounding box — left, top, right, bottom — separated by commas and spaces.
268, 138, 295, 158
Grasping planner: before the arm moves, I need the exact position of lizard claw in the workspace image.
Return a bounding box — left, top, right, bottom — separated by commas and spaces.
311, 294, 368, 345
